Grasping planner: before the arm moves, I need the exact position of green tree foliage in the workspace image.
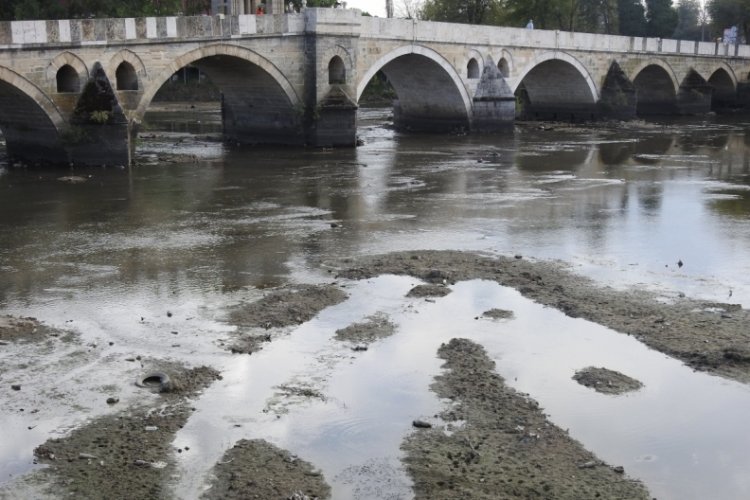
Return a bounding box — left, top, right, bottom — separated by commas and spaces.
673, 0, 702, 40
617, 0, 647, 35
420, 0, 501, 24
503, 0, 557, 30
0, 0, 211, 20
501, 0, 616, 32
708, 0, 750, 43
579, 0, 619, 34
645, 0, 678, 37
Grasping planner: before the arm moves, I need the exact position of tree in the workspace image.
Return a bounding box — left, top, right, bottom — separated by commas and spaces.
502, 0, 615, 32
420, 0, 501, 24
708, 0, 750, 43
503, 0, 572, 30
396, 0, 423, 18
645, 0, 678, 37
618, 0, 647, 35
673, 0, 701, 40
579, 0, 619, 33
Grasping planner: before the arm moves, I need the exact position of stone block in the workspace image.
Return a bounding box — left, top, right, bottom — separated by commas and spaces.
662, 39, 678, 53
0, 22, 11, 45
106, 19, 126, 41
697, 42, 715, 56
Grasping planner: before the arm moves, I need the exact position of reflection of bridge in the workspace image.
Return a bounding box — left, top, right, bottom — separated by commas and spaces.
1, 8, 749, 166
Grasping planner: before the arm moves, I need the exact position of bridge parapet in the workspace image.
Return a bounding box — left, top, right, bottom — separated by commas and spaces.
358, 17, 750, 59
0, 14, 305, 48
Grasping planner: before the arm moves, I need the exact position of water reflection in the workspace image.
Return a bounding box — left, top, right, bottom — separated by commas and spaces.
172, 277, 750, 500
1, 110, 750, 307
3, 108, 750, 498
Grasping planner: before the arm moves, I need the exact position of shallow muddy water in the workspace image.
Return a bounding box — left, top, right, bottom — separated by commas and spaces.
2, 106, 750, 498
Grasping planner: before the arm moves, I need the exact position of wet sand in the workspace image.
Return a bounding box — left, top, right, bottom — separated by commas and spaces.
403, 339, 649, 499
2, 249, 749, 498
335, 250, 750, 385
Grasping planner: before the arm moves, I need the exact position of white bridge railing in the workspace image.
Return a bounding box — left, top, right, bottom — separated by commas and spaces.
1, 8, 748, 59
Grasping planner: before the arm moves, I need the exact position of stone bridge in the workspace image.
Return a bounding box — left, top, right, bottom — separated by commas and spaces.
1, 8, 750, 166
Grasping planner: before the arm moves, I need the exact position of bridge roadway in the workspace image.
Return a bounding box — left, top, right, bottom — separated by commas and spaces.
0, 8, 749, 166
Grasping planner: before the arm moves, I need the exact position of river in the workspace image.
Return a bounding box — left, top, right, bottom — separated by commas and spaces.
1, 105, 750, 499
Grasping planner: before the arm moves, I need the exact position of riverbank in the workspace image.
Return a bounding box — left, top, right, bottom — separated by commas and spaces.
2, 249, 748, 497
334, 250, 750, 384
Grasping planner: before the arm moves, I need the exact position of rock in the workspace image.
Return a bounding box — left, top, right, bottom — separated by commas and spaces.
577, 460, 599, 469
106, 397, 119, 405
612, 465, 625, 474
412, 419, 432, 429
573, 367, 643, 395
57, 175, 88, 184
11, 384, 21, 391
79, 453, 98, 460
482, 308, 514, 320
34, 445, 55, 460
407, 284, 451, 298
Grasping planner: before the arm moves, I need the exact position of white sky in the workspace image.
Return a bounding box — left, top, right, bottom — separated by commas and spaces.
344, 0, 387, 18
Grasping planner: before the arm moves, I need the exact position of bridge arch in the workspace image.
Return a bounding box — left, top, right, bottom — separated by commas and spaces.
137, 43, 299, 118
107, 50, 147, 91
0, 66, 66, 162
512, 52, 597, 97
46, 52, 88, 94
513, 51, 598, 120
631, 60, 679, 115
708, 64, 737, 109
630, 59, 680, 91
137, 43, 303, 145
706, 61, 738, 88
357, 45, 472, 131
322, 45, 354, 86
465, 49, 484, 79
494, 49, 514, 78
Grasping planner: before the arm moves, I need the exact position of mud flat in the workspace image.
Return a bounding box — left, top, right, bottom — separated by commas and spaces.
16, 365, 221, 500
2, 249, 748, 498
0, 315, 67, 344
201, 439, 330, 500
334, 312, 396, 346
573, 367, 643, 395
226, 284, 348, 354
403, 338, 649, 499
335, 250, 750, 384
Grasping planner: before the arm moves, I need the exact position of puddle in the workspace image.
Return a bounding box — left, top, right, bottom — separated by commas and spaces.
3, 108, 750, 499
172, 276, 750, 499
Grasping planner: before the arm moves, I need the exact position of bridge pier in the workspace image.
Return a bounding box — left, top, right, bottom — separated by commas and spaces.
598, 62, 637, 120
392, 103, 472, 132
309, 86, 358, 147
737, 82, 750, 108
676, 70, 713, 115
63, 64, 131, 167
471, 59, 515, 131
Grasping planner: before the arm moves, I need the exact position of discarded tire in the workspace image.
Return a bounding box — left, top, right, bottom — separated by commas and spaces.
135, 371, 172, 393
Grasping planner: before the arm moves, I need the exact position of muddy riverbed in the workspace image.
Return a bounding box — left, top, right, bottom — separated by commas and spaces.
2, 249, 748, 498
3, 106, 750, 499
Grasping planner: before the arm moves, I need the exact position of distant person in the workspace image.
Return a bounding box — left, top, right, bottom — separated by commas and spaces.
526, 19, 534, 30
